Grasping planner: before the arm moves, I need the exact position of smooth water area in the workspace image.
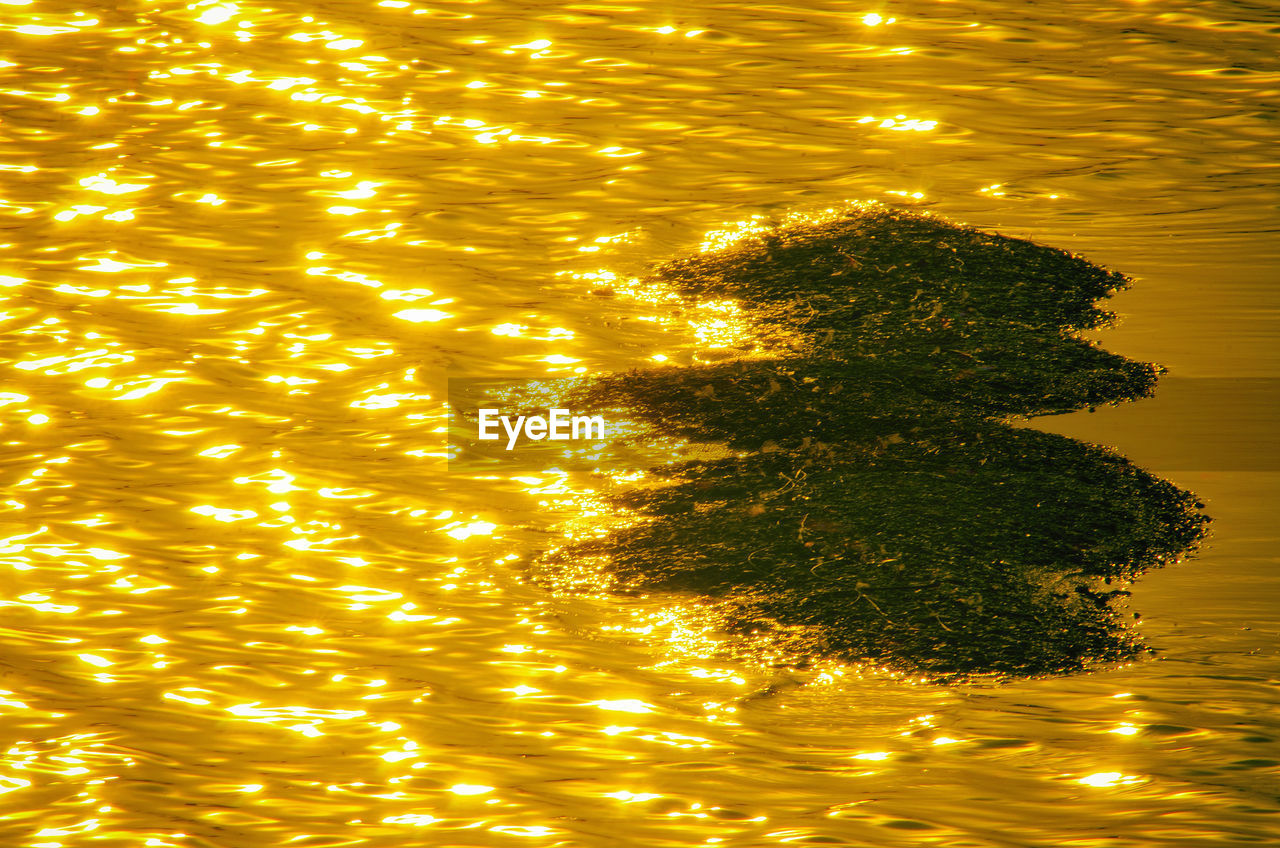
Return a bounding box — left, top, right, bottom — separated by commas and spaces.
0, 0, 1277, 845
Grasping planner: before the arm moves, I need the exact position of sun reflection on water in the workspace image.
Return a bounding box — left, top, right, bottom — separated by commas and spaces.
0, 0, 1272, 842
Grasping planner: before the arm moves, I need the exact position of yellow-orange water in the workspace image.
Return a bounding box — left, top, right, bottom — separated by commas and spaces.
0, 0, 1277, 845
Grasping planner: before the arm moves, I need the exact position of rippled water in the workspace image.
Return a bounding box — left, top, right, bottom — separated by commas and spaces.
1, 0, 1277, 844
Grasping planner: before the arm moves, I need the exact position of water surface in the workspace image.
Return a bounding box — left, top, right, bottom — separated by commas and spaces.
0, 0, 1277, 845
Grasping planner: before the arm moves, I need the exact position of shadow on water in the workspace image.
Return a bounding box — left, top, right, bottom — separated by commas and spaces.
542, 206, 1209, 680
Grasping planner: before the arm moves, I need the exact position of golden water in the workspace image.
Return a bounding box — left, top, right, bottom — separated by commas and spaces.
1, 0, 1277, 845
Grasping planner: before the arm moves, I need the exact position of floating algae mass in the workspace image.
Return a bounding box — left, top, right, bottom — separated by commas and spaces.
553, 206, 1209, 679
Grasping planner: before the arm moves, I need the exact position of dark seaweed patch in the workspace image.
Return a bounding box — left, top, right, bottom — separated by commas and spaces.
549, 207, 1208, 679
